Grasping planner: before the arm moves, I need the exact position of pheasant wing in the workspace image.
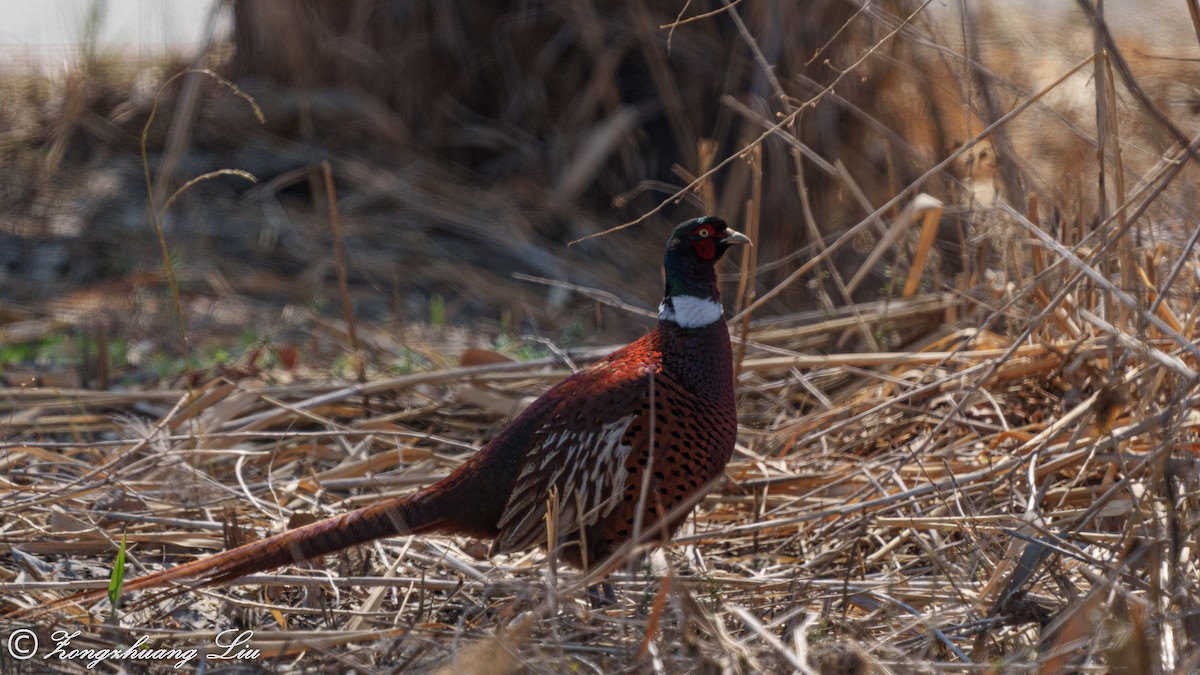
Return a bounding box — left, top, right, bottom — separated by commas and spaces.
491, 359, 657, 555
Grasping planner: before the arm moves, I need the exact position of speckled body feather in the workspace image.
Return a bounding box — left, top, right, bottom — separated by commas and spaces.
478, 317, 738, 568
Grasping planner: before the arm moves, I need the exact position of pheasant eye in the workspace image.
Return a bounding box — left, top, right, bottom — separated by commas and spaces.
695, 228, 711, 238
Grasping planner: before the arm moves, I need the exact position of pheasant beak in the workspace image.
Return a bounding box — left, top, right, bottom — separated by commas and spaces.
719, 229, 752, 246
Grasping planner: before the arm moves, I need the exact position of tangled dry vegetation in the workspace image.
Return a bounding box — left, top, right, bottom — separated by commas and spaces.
9, 273, 1200, 674
6, 1, 1200, 673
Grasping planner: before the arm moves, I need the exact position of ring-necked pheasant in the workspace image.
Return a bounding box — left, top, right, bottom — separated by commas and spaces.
19, 217, 748, 612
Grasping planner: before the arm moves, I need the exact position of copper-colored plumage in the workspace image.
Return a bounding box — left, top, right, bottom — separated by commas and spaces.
16, 217, 747, 614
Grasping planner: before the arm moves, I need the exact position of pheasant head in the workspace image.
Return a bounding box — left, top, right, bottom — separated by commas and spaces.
659, 216, 750, 328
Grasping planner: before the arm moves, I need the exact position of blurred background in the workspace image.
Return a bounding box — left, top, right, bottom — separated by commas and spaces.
3, 0, 1200, 387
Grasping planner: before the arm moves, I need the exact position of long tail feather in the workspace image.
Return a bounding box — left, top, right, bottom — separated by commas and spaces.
10, 493, 436, 618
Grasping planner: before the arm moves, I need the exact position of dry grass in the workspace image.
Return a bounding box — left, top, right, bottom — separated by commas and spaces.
4, 277, 1200, 672
5, 1, 1200, 673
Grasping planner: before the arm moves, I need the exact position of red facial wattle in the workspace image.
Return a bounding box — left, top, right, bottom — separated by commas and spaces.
693, 238, 716, 259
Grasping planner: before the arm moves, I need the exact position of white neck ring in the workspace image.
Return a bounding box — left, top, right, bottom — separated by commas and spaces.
659, 295, 723, 328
